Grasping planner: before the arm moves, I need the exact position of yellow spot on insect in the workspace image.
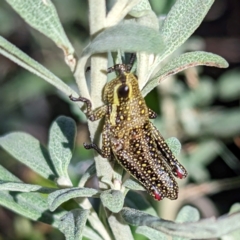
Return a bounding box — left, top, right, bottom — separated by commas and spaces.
139, 100, 142, 105
141, 109, 145, 114
147, 170, 151, 173
136, 151, 141, 154
142, 163, 146, 167
120, 115, 124, 120
127, 117, 131, 121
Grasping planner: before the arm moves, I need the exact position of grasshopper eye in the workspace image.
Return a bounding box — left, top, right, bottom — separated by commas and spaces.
117, 84, 129, 98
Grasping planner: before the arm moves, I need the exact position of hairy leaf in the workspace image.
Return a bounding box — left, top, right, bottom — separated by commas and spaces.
121, 207, 240, 239
0, 181, 56, 193
100, 190, 124, 213
59, 209, 89, 240
48, 116, 76, 182
165, 137, 181, 157
82, 23, 164, 56
0, 165, 65, 227
160, 0, 214, 61
48, 187, 98, 211
0, 132, 55, 180
5, 0, 74, 57
108, 213, 134, 240
0, 36, 78, 96
136, 226, 167, 240
143, 51, 228, 96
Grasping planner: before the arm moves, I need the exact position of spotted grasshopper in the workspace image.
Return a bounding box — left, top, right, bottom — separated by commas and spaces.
70, 56, 187, 201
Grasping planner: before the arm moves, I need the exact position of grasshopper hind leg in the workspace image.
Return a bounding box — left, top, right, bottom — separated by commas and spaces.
148, 122, 188, 179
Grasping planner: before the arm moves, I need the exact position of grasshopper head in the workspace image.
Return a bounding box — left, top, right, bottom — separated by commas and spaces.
103, 64, 141, 105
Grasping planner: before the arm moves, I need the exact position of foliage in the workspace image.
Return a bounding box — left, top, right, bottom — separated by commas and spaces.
0, 0, 239, 240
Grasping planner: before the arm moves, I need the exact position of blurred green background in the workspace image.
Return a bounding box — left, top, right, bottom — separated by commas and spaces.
0, 0, 240, 239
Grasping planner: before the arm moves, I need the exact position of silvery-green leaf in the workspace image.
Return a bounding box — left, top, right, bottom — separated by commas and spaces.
78, 162, 96, 187
221, 204, 240, 240
0, 181, 56, 193
83, 226, 103, 240
0, 165, 65, 227
5, 0, 75, 57
173, 206, 200, 240
125, 191, 157, 217
59, 209, 89, 240
48, 187, 98, 211
101, 177, 114, 189
48, 116, 76, 181
175, 206, 200, 223
159, 0, 214, 61
106, 0, 141, 27
123, 178, 145, 191
143, 51, 228, 96
136, 226, 167, 240
100, 190, 124, 213
0, 36, 78, 96
83, 23, 164, 56
0, 132, 55, 180
0, 163, 21, 182
165, 137, 181, 157
108, 213, 134, 240
121, 207, 240, 239
129, 0, 152, 17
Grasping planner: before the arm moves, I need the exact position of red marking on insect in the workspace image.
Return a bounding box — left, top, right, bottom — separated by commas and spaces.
175, 166, 184, 179
154, 190, 162, 201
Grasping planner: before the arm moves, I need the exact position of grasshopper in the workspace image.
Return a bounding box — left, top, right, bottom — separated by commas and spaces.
70, 55, 187, 201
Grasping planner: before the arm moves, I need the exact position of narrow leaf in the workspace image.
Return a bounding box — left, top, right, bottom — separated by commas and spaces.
83, 23, 164, 56
5, 0, 75, 57
175, 206, 200, 223
136, 226, 167, 240
0, 165, 65, 227
106, 0, 141, 27
173, 206, 200, 240
143, 51, 228, 96
125, 191, 157, 217
59, 209, 89, 240
48, 187, 98, 211
123, 178, 145, 191
160, 0, 214, 61
48, 116, 76, 179
121, 207, 240, 239
129, 0, 151, 17
165, 137, 181, 157
222, 204, 240, 240
108, 213, 134, 240
83, 227, 104, 240
100, 190, 124, 213
0, 132, 55, 180
78, 162, 96, 187
0, 36, 78, 96
0, 181, 56, 193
